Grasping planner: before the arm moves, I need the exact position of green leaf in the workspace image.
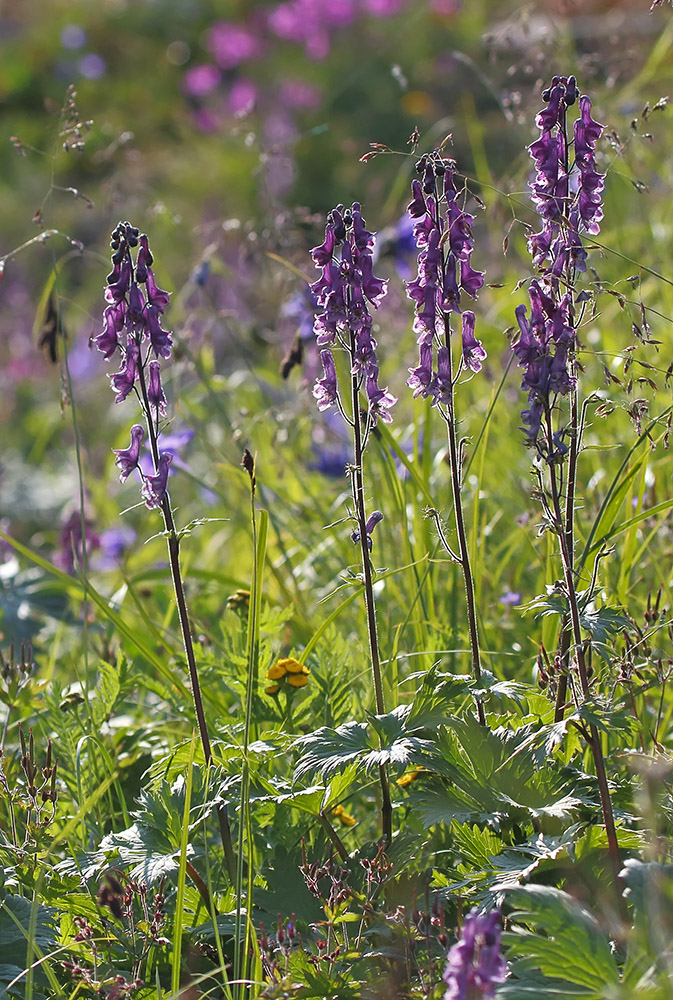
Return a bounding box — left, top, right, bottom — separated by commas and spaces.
501, 885, 619, 993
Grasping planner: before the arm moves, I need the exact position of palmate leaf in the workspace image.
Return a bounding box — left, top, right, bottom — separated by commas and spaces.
499, 885, 619, 996
292, 707, 435, 783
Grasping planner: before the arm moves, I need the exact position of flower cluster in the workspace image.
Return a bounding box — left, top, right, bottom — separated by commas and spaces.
95, 222, 174, 509
310, 203, 396, 425
265, 656, 310, 695
442, 909, 506, 1000
527, 74, 603, 276
514, 77, 604, 450
405, 155, 486, 405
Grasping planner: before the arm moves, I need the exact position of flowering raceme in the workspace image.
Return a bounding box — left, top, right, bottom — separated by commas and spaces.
94, 221, 174, 509
310, 202, 396, 427
405, 155, 486, 405
514, 76, 604, 452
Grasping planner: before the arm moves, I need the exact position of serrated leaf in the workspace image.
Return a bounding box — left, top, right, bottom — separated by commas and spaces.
500, 885, 619, 992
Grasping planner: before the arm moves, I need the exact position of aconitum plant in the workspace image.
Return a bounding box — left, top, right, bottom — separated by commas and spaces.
94, 223, 236, 880
309, 202, 395, 840
405, 154, 487, 724
513, 78, 622, 879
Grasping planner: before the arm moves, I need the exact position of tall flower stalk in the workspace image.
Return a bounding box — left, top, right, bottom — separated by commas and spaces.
95, 221, 236, 881
405, 155, 487, 726
310, 202, 396, 841
512, 78, 622, 875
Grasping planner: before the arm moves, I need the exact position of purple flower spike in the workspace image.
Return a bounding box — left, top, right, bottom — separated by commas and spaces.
147, 360, 167, 416
113, 424, 144, 482
313, 350, 338, 411
461, 311, 487, 373
109, 340, 140, 402
442, 909, 506, 1000
141, 452, 173, 509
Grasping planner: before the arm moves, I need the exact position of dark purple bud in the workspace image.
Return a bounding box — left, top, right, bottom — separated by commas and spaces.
113, 424, 145, 482
141, 452, 173, 509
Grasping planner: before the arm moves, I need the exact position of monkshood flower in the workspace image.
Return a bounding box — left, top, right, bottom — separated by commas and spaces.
95, 221, 175, 509
351, 510, 383, 551
442, 909, 506, 1000
405, 155, 486, 406
310, 202, 395, 426
513, 77, 604, 453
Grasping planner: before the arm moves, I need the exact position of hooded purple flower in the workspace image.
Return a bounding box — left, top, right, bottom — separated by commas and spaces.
351, 509, 383, 551
313, 349, 338, 411
442, 909, 506, 1000
461, 311, 487, 373
113, 424, 144, 482
109, 339, 140, 403
147, 360, 167, 416
141, 452, 173, 509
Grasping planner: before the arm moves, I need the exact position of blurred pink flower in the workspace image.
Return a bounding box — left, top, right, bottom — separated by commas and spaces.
279, 78, 322, 109
208, 21, 263, 68
183, 63, 222, 97
229, 78, 257, 115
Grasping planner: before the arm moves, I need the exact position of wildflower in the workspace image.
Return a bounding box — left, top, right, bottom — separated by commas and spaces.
265, 657, 310, 693
313, 350, 338, 411
147, 361, 167, 416
513, 76, 604, 451
113, 424, 144, 482
351, 510, 383, 552
57, 510, 101, 575
140, 453, 173, 510
310, 202, 394, 428
442, 909, 506, 1000
405, 155, 486, 407
331, 803, 356, 827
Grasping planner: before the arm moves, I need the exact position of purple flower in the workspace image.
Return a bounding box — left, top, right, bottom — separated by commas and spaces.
407, 341, 435, 398
95, 302, 125, 359
461, 311, 487, 373
365, 372, 396, 425
310, 202, 394, 425
109, 339, 140, 403
183, 63, 222, 98
207, 21, 262, 68
406, 154, 486, 407
442, 909, 506, 1000
113, 424, 144, 482
313, 350, 338, 411
56, 510, 101, 575
141, 452, 173, 509
351, 509, 384, 551
147, 361, 167, 416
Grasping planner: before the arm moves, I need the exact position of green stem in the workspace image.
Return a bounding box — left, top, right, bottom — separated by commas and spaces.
136, 358, 237, 882
348, 333, 392, 844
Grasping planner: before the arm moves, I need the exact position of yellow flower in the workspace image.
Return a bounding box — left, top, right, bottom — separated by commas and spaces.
267, 661, 288, 680
287, 672, 309, 688
279, 657, 307, 674
396, 766, 425, 788
331, 804, 356, 827
264, 683, 280, 696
